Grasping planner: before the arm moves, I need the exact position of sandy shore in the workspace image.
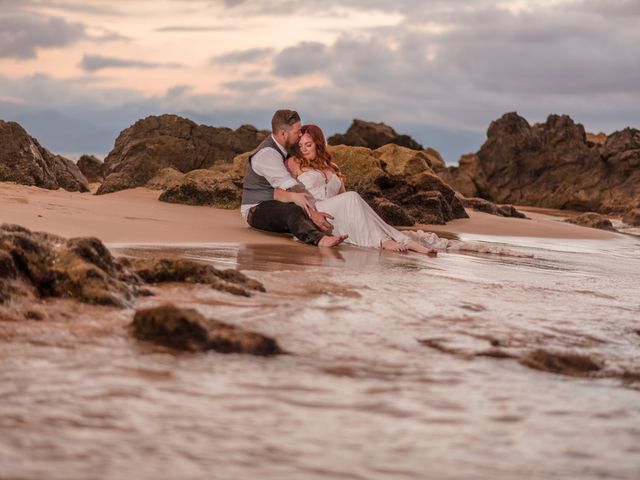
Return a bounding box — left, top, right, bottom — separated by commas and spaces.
0, 182, 622, 243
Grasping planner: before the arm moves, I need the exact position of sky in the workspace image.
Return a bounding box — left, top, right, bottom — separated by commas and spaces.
1, 0, 639, 162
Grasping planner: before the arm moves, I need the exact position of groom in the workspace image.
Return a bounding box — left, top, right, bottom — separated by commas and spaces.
241, 109, 347, 247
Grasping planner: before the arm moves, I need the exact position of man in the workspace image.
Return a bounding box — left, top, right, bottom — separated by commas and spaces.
241, 109, 347, 247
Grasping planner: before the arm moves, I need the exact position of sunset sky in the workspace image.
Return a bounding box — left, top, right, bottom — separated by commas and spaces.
1, 0, 639, 161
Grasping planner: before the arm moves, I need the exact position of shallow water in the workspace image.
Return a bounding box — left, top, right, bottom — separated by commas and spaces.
1, 232, 640, 479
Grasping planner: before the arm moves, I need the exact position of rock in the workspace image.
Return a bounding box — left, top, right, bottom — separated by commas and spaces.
587, 132, 607, 145
158, 169, 242, 209
328, 119, 423, 150
76, 155, 105, 183
423, 147, 447, 171
441, 112, 640, 214
145, 167, 185, 190
622, 208, 640, 226
0, 120, 89, 192
438, 153, 490, 199
97, 115, 269, 194
117, 257, 265, 296
367, 197, 415, 226
131, 304, 282, 355
0, 224, 133, 306
565, 212, 616, 231
460, 196, 527, 218
372, 143, 432, 176
519, 349, 602, 377
330, 145, 468, 226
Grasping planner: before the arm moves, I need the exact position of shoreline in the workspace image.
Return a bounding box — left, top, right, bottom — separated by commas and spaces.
0, 182, 624, 245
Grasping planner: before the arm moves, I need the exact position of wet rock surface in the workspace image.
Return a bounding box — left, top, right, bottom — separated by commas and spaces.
441, 113, 640, 214
76, 155, 105, 183
622, 208, 640, 226
460, 196, 527, 218
0, 119, 89, 192
519, 349, 602, 377
132, 304, 282, 355
118, 256, 264, 297
565, 212, 616, 231
97, 115, 268, 194
0, 224, 264, 312
328, 119, 423, 150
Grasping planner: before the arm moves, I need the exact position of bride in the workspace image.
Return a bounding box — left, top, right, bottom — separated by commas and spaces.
279, 124, 438, 255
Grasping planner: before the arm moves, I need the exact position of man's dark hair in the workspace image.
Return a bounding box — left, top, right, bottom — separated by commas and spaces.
271, 109, 300, 134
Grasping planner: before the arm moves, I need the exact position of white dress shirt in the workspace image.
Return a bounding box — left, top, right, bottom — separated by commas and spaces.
240, 135, 298, 221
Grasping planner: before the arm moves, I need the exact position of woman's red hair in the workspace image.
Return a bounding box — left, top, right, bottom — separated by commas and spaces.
295, 124, 345, 181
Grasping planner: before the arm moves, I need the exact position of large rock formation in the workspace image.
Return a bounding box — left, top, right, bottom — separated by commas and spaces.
76, 154, 105, 183
97, 115, 269, 194
158, 169, 242, 209
0, 224, 264, 311
328, 119, 423, 150
442, 113, 640, 215
0, 120, 89, 192
331, 144, 467, 225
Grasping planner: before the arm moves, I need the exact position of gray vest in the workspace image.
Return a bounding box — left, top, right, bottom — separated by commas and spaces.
241, 135, 287, 205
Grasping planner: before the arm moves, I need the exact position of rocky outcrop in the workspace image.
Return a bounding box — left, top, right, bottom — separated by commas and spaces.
118, 257, 264, 296
0, 224, 265, 310
97, 115, 269, 194
441, 113, 640, 214
328, 119, 423, 150
131, 304, 282, 355
158, 169, 242, 209
459, 196, 526, 218
622, 208, 640, 226
0, 224, 133, 307
565, 212, 616, 231
145, 167, 184, 190
0, 120, 89, 192
330, 145, 468, 225
76, 155, 105, 183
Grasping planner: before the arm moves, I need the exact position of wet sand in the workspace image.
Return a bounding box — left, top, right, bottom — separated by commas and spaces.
0, 182, 622, 243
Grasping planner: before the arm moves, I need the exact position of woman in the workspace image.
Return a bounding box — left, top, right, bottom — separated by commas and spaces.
282, 124, 437, 255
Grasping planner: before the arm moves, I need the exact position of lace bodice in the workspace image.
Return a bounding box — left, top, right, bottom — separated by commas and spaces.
297, 170, 343, 201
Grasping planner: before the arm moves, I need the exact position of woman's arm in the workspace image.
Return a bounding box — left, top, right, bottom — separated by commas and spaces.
338, 179, 346, 194
285, 157, 302, 177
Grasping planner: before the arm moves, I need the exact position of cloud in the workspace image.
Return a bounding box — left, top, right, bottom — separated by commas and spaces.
0, 12, 85, 59
211, 48, 275, 65
156, 25, 238, 32
272, 42, 330, 77
221, 79, 274, 91
80, 54, 183, 72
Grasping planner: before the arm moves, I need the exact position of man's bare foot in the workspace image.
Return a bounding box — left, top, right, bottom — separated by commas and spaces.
406, 240, 438, 256
381, 239, 408, 252
318, 234, 348, 247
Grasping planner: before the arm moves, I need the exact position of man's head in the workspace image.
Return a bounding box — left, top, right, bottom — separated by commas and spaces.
271, 109, 302, 150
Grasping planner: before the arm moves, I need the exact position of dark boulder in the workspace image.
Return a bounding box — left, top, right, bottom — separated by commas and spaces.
622, 208, 640, 226
117, 256, 265, 296
97, 115, 269, 194
76, 155, 105, 183
460, 196, 527, 218
158, 169, 242, 209
0, 224, 133, 306
565, 212, 616, 231
0, 120, 89, 192
328, 119, 423, 150
131, 304, 282, 355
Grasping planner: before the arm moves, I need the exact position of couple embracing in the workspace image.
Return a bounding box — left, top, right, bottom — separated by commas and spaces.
241, 109, 437, 255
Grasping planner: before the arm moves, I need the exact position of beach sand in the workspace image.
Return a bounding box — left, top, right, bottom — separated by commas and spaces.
0, 182, 622, 243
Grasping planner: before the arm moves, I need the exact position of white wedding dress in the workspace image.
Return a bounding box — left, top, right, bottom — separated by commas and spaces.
298, 170, 410, 248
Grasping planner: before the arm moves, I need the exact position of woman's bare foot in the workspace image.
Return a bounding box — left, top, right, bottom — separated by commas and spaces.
318, 234, 348, 247
381, 239, 408, 252
406, 240, 438, 256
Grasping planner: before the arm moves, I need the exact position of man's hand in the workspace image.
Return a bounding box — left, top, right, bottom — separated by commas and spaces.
309, 209, 334, 233
289, 191, 315, 216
